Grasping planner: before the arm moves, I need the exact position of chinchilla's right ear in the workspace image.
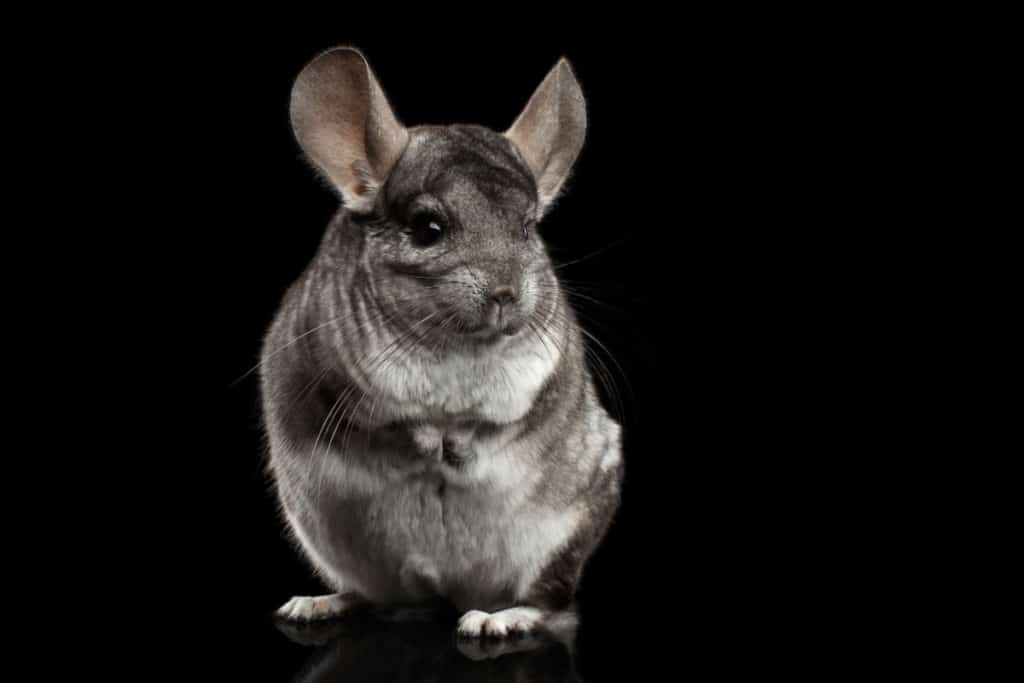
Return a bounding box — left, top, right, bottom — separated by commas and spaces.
290, 47, 408, 213
505, 58, 586, 214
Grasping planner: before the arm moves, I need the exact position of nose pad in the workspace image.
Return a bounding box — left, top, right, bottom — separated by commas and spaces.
489, 286, 518, 307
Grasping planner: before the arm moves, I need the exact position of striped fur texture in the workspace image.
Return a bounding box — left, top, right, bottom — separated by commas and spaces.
261, 47, 622, 641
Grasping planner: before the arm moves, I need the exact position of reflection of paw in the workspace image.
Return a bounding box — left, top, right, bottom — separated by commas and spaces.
276, 593, 361, 622
274, 618, 350, 647
455, 607, 545, 660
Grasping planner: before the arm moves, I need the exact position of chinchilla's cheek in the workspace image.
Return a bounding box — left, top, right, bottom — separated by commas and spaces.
522, 267, 550, 311
521, 284, 540, 317
443, 285, 485, 327
378, 281, 431, 328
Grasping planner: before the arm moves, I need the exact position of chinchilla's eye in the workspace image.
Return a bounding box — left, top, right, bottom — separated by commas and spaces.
408, 212, 445, 248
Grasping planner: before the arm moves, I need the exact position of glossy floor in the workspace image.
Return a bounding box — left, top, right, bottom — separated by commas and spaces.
276, 616, 580, 682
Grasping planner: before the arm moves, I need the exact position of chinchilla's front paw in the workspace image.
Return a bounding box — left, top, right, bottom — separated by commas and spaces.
410, 424, 444, 460
408, 424, 477, 467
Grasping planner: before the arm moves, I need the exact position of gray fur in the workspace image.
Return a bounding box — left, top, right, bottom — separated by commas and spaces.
261, 47, 623, 631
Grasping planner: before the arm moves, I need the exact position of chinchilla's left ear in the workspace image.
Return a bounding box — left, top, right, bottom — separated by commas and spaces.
505, 58, 587, 212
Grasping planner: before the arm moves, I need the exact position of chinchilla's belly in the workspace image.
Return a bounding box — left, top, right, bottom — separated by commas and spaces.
288, 439, 583, 612
327, 476, 514, 610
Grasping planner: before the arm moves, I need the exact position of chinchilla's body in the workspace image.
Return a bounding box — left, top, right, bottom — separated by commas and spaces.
261, 47, 622, 640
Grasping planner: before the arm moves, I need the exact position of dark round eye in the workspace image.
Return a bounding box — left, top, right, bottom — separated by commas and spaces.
409, 213, 445, 248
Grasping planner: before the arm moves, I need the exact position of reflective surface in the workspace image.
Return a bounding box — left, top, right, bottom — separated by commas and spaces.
277, 616, 580, 682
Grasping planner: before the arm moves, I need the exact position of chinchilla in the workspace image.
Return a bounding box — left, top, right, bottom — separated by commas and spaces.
260, 46, 623, 641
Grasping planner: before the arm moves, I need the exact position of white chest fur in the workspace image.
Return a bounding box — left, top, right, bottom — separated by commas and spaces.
364, 331, 561, 425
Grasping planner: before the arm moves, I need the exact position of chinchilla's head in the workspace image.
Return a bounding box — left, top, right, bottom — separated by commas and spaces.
290, 47, 585, 345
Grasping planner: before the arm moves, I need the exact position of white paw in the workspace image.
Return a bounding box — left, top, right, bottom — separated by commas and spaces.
455, 607, 547, 660
456, 606, 543, 638
456, 610, 492, 637
276, 593, 358, 622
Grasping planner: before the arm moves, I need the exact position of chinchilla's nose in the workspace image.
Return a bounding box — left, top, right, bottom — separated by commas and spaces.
489, 286, 518, 307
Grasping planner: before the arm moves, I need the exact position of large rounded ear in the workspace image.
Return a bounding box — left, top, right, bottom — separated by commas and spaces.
290, 47, 409, 213
505, 58, 587, 212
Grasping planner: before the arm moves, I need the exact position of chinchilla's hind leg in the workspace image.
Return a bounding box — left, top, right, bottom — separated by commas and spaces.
455, 607, 578, 660
274, 592, 373, 646
276, 592, 367, 622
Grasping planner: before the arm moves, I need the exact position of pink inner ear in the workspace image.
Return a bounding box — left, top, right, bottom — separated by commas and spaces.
504, 59, 586, 209
290, 47, 407, 207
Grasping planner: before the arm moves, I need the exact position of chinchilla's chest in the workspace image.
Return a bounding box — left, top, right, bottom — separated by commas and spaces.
371, 339, 560, 425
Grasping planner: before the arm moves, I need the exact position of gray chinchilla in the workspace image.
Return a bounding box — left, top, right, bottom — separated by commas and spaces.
260, 46, 623, 643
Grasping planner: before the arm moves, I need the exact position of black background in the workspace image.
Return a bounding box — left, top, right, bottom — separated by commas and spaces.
82, 21, 864, 679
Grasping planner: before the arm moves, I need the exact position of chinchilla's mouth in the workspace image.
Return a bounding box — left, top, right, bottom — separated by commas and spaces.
464, 326, 504, 342
463, 321, 523, 343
